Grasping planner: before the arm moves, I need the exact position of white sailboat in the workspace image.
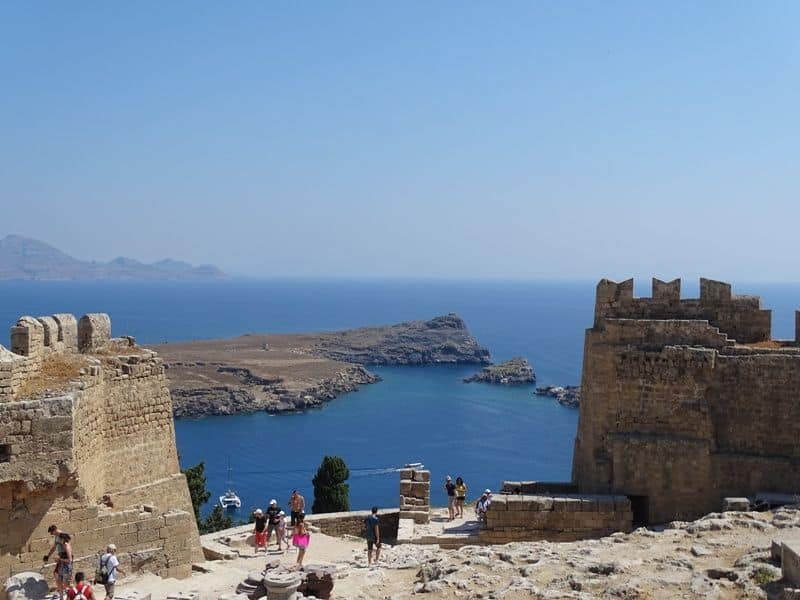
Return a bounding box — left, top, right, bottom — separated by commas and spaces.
219, 458, 241, 510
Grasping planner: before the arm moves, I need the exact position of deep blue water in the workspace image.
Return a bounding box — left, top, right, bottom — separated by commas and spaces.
2, 278, 799, 517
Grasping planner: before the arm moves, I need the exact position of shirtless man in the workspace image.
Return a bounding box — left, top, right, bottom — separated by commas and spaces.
290, 490, 305, 526
43, 525, 72, 598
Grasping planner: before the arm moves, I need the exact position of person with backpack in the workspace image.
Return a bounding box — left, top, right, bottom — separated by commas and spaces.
96, 543, 125, 600
67, 572, 95, 600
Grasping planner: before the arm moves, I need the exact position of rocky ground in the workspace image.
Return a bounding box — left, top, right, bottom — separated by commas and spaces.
113, 506, 800, 599
155, 314, 489, 417
463, 357, 536, 385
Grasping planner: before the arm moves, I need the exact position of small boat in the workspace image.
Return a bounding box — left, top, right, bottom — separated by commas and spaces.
219, 489, 241, 510
404, 462, 425, 469
219, 458, 241, 510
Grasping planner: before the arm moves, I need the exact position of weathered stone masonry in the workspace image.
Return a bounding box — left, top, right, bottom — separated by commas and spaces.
0, 313, 201, 594
573, 277, 800, 524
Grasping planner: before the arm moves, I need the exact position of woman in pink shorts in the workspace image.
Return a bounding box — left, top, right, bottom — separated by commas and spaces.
291, 514, 311, 569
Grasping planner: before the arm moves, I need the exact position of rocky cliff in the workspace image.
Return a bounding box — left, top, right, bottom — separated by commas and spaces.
312, 314, 491, 365
157, 314, 489, 417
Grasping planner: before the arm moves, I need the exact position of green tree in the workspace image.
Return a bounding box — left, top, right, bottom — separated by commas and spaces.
181, 461, 233, 533
312, 455, 350, 513
200, 504, 233, 534
182, 461, 211, 522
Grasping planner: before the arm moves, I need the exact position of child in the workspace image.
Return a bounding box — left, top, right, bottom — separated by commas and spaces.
291, 515, 310, 569
277, 510, 287, 547
252, 508, 267, 552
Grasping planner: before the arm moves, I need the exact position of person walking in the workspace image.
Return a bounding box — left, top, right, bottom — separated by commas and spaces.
289, 490, 305, 526
455, 477, 467, 518
67, 572, 95, 600
97, 543, 125, 600
266, 499, 284, 551
445, 476, 457, 521
364, 506, 381, 566
252, 508, 267, 552
43, 525, 72, 598
290, 514, 311, 570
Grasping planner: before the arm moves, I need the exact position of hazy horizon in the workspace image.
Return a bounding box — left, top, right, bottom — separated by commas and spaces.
3, 2, 799, 281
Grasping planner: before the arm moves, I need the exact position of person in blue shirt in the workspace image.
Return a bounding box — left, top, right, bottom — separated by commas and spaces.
364, 506, 381, 566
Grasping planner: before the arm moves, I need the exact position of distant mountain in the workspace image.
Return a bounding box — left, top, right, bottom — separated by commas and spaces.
0, 235, 226, 281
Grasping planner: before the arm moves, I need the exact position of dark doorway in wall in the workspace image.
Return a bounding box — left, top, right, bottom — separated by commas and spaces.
629, 495, 649, 527
0, 444, 11, 463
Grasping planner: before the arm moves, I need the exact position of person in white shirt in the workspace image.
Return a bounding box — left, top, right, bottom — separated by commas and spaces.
97, 544, 126, 600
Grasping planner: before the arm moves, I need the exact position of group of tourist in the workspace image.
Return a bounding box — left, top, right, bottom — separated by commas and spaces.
444, 475, 468, 520
252, 495, 384, 569
444, 476, 493, 521
252, 489, 310, 569
43, 525, 124, 600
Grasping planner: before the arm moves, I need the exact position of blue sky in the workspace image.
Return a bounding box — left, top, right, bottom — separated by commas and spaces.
1, 2, 799, 279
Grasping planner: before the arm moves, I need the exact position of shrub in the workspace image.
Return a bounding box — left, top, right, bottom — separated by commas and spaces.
182, 461, 211, 522
200, 504, 233, 534
181, 461, 232, 533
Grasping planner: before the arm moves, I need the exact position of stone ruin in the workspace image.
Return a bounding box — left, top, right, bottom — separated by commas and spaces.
476, 277, 800, 543
1, 312, 202, 597
573, 277, 800, 524
399, 467, 430, 524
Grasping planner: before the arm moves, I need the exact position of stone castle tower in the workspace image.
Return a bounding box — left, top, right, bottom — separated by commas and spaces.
573, 277, 800, 524
0, 313, 202, 591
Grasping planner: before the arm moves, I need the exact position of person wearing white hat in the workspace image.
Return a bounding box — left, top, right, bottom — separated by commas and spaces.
444, 476, 456, 521
475, 490, 491, 522
266, 499, 284, 551
97, 543, 125, 599
253, 508, 267, 551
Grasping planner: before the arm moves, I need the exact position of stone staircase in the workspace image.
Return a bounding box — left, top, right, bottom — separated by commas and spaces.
396, 511, 484, 549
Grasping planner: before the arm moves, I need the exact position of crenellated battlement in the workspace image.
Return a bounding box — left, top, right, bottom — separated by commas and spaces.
574, 277, 800, 525
594, 277, 771, 343
0, 312, 116, 402
0, 311, 202, 583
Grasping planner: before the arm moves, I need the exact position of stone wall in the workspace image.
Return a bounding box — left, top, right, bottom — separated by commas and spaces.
305, 509, 400, 543
573, 277, 800, 524
479, 494, 632, 544
0, 313, 202, 593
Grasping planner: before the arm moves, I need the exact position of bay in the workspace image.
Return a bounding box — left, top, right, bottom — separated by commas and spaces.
2, 278, 798, 517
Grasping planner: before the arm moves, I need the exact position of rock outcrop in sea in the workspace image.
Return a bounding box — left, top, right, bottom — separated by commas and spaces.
463, 357, 536, 385
535, 384, 581, 407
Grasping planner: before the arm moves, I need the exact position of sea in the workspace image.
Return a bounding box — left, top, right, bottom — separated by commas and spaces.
2, 278, 799, 518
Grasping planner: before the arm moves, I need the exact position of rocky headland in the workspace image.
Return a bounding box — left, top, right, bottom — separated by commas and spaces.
535, 384, 581, 407
312, 313, 491, 365
156, 314, 490, 417
463, 357, 536, 385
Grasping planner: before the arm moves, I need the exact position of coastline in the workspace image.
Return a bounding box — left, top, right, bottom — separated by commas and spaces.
156, 314, 490, 418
